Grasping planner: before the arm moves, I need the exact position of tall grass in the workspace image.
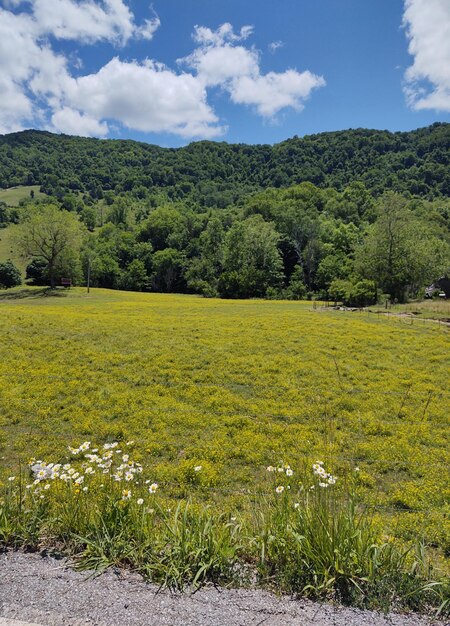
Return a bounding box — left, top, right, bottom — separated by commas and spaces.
0, 446, 448, 615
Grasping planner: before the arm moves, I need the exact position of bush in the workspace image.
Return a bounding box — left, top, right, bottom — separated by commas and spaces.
329, 278, 376, 307
26, 258, 48, 285
0, 260, 21, 289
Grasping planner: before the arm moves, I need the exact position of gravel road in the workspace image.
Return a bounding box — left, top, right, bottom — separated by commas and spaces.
0, 552, 446, 626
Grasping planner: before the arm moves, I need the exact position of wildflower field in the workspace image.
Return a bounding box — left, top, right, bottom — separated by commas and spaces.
0, 288, 449, 610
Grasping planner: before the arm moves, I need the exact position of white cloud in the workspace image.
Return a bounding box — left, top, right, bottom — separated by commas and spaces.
136, 16, 160, 41
268, 40, 283, 54
403, 0, 450, 112
0, 8, 325, 138
1, 0, 159, 45
230, 70, 325, 117
181, 44, 259, 87
192, 22, 253, 46
0, 8, 45, 132
64, 58, 224, 138
51, 107, 108, 136
180, 23, 325, 118
0, 75, 33, 134
31, 0, 136, 44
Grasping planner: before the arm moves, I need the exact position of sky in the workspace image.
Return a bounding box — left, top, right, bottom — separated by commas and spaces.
0, 0, 449, 147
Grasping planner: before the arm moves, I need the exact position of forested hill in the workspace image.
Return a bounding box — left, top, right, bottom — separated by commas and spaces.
0, 123, 449, 205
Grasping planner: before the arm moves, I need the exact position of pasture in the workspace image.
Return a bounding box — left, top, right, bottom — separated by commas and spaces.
0, 225, 28, 274
0, 288, 449, 557
0, 185, 46, 206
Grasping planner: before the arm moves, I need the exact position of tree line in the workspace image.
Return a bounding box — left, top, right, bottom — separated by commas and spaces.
2, 181, 449, 305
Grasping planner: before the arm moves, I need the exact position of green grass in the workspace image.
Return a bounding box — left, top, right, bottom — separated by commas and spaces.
0, 185, 47, 207
369, 300, 450, 321
0, 288, 448, 567
1, 452, 448, 613
0, 287, 448, 612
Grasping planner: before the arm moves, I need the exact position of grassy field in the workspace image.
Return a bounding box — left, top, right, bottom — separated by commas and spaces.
0, 287, 449, 558
0, 185, 47, 206
0, 225, 27, 273
370, 299, 450, 321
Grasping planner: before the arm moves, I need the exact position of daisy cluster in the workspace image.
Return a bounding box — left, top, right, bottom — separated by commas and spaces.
267, 463, 294, 494
266, 461, 338, 495
312, 461, 337, 487
26, 441, 158, 503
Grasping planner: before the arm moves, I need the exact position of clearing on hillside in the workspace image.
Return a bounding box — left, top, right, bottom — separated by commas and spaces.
0, 185, 47, 206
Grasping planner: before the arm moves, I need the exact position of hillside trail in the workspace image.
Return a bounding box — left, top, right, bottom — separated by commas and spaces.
0, 552, 446, 626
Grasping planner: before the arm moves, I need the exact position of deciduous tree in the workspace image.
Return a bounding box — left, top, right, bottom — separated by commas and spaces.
13, 205, 83, 288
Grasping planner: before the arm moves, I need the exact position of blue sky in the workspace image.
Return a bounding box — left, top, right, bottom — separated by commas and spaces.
0, 0, 449, 146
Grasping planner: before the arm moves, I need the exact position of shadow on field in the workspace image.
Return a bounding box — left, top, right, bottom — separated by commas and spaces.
0, 287, 69, 301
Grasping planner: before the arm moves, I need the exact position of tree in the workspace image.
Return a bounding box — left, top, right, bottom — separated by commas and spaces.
356, 193, 450, 301
0, 201, 8, 227
26, 258, 48, 285
119, 259, 149, 292
219, 215, 283, 298
13, 205, 83, 288
328, 278, 376, 306
186, 218, 224, 296
0, 260, 21, 289
138, 205, 186, 251
285, 265, 307, 300
108, 197, 130, 227
151, 248, 185, 292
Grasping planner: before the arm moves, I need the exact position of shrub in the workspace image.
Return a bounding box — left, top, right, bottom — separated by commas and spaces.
0, 260, 21, 289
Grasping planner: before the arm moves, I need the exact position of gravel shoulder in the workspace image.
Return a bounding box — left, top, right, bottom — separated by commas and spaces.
0, 551, 446, 626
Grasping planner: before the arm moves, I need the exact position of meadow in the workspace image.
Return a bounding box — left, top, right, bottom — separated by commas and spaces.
0, 225, 25, 271
0, 288, 449, 608
0, 185, 47, 206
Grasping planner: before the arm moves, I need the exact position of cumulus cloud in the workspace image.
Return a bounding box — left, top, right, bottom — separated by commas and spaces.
181, 43, 259, 87
135, 16, 161, 41
0, 5, 325, 138
192, 22, 254, 47
230, 70, 326, 117
180, 23, 325, 118
51, 107, 109, 136
65, 58, 223, 138
31, 0, 137, 44
403, 0, 450, 112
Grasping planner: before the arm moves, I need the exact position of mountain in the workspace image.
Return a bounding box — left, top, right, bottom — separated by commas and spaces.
0, 123, 449, 206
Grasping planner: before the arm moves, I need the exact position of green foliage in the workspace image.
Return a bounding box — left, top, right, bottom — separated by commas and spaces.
13, 204, 83, 287
1, 124, 449, 202
108, 196, 131, 226
151, 248, 186, 292
138, 206, 187, 251
255, 483, 441, 610
119, 259, 149, 292
285, 265, 307, 300
25, 258, 48, 285
219, 216, 284, 298
329, 278, 377, 307
1, 127, 449, 301
0, 260, 21, 289
357, 193, 450, 301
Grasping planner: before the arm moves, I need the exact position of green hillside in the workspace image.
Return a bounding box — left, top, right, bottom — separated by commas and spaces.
0, 123, 449, 205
